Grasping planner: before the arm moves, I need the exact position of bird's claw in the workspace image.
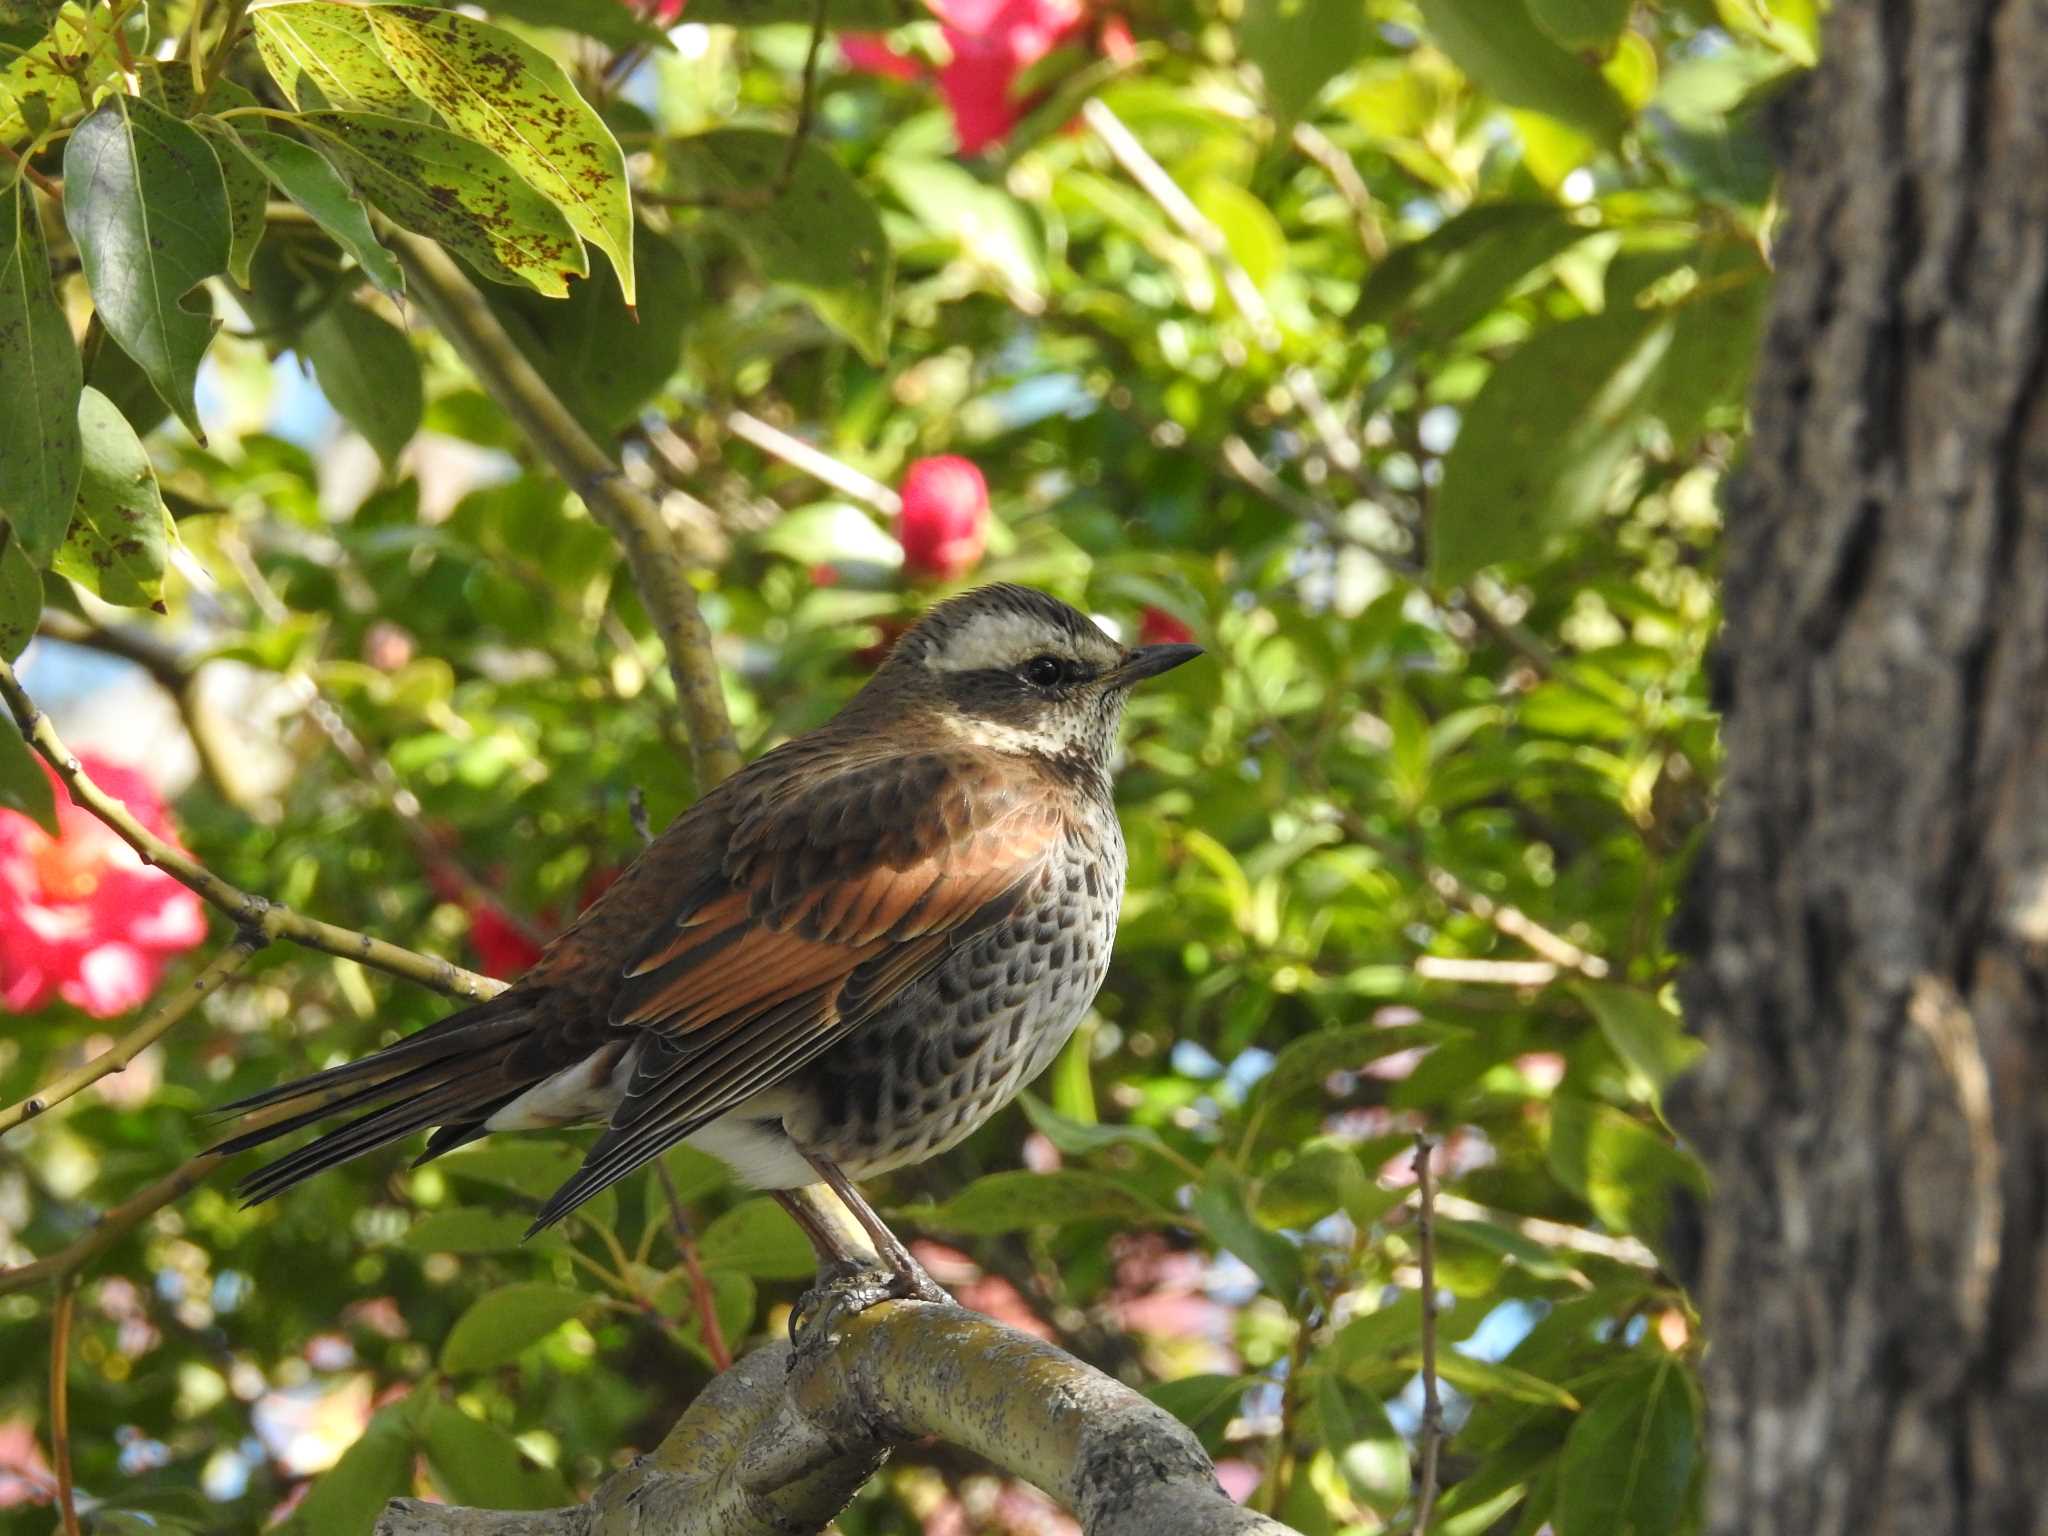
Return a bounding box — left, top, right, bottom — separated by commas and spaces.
788, 1256, 952, 1345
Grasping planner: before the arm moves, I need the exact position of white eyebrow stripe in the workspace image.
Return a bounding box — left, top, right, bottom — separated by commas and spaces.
924, 610, 1116, 672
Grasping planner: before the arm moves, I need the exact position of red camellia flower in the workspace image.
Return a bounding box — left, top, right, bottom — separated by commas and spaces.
897, 455, 990, 581
843, 0, 1088, 155
0, 755, 207, 1018
1137, 606, 1196, 646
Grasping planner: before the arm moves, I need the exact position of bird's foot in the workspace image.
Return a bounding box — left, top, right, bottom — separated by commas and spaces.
788, 1255, 953, 1345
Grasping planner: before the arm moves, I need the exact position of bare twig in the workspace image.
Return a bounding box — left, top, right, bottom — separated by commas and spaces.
656, 1162, 733, 1372
725, 410, 900, 514
1289, 121, 1385, 262
391, 234, 742, 788
1411, 1135, 1443, 1536
0, 657, 501, 1000
776, 0, 830, 190
0, 939, 258, 1138
0, 140, 63, 203
50, 1281, 80, 1536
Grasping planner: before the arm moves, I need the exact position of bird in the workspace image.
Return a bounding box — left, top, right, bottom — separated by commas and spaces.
214, 583, 1202, 1299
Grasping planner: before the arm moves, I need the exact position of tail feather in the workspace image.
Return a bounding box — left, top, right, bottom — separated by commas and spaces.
213, 999, 541, 1206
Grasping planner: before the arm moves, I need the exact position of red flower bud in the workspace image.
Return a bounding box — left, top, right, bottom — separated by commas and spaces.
896, 456, 989, 581
1138, 606, 1196, 646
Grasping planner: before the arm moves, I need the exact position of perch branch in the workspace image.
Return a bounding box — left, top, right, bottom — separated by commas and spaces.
374, 1304, 1300, 1536
389, 232, 741, 787
0, 656, 500, 1001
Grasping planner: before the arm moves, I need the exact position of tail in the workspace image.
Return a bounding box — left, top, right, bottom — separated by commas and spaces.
212, 996, 540, 1207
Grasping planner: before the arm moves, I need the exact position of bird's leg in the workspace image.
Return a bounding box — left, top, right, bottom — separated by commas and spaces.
802, 1152, 952, 1306
774, 1186, 903, 1341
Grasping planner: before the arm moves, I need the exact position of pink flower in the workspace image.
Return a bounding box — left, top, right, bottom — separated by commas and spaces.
844, 0, 1089, 154
897, 455, 990, 580
467, 902, 544, 980
1137, 606, 1195, 646
0, 756, 207, 1018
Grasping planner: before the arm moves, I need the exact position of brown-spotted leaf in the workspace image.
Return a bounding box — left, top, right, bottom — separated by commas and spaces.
52, 386, 179, 610
250, 0, 418, 113
297, 111, 587, 296
363, 5, 634, 303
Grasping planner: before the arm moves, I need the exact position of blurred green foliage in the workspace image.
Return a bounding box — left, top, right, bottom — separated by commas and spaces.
0, 0, 1817, 1530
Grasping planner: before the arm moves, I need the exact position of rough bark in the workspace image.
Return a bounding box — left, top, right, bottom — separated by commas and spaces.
373, 1303, 1296, 1536
1671, 1, 2048, 1531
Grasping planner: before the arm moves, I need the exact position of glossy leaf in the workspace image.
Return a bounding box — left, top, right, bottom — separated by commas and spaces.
300, 298, 424, 471
1247, 1023, 1462, 1124
419, 1399, 572, 1510
0, 524, 39, 662
1314, 1373, 1408, 1515
1019, 1092, 1176, 1161
1547, 1096, 1707, 1256
674, 130, 891, 362
251, 0, 418, 112
1418, 0, 1632, 147
1528, 0, 1631, 50
298, 111, 587, 296
901, 1170, 1170, 1234
1574, 982, 1705, 1103
52, 387, 177, 610
1651, 245, 1771, 448
0, 179, 80, 558
1193, 1164, 1305, 1301
1557, 1358, 1699, 1536
62, 96, 231, 439
231, 128, 406, 296
1353, 204, 1588, 357
402, 1207, 549, 1253
440, 1283, 587, 1373
1433, 307, 1674, 583
364, 4, 635, 301
1239, 0, 1370, 121
695, 1196, 816, 1279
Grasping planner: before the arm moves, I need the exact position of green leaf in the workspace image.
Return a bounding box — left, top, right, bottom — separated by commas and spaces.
1420, 1351, 1580, 1409
1556, 1358, 1698, 1536
62, 96, 231, 439
0, 726, 57, 836
1192, 1164, 1305, 1301
0, 6, 120, 141
1439, 1218, 1586, 1282
232, 129, 405, 296
901, 1170, 1170, 1235
298, 112, 587, 296
882, 156, 1043, 307
251, 0, 418, 112
282, 1404, 414, 1535
52, 388, 177, 610
1248, 1023, 1461, 1124
1144, 1374, 1255, 1449
1433, 307, 1674, 584
0, 180, 81, 558
364, 4, 635, 302
440, 1282, 587, 1373
1238, 0, 1369, 122
1573, 982, 1704, 1104
1019, 1092, 1176, 1162
469, 0, 673, 47
201, 125, 269, 289
0, 523, 40, 663
485, 224, 691, 433
300, 299, 423, 471
1354, 204, 1588, 357
1547, 1097, 1706, 1256
418, 1399, 572, 1510
675, 130, 891, 363
696, 1197, 817, 1280
1650, 246, 1770, 449
1417, 0, 1632, 147
673, 0, 923, 19
752, 501, 900, 569
649, 1266, 756, 1367
0, 0, 62, 46
1255, 1140, 1401, 1231
1527, 0, 1631, 50
1314, 1373, 1409, 1515
402, 1207, 549, 1253
1333, 1292, 1425, 1375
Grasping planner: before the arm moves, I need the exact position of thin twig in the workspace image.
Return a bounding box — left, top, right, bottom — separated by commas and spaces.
1411, 1134, 1442, 1536
0, 657, 500, 1000
0, 140, 63, 202
775, 0, 831, 191
0, 939, 258, 1138
726, 410, 900, 514
1289, 120, 1386, 261
656, 1162, 733, 1371
50, 1281, 80, 1536
391, 234, 742, 788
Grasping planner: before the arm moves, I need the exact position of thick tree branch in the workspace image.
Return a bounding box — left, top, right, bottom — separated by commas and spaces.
388, 233, 741, 787
375, 1304, 1297, 1536
0, 656, 500, 1001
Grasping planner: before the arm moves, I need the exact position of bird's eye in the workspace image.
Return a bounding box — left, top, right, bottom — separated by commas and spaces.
1021, 654, 1067, 687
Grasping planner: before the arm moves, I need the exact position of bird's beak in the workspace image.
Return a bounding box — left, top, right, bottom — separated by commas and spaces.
1110, 642, 1204, 686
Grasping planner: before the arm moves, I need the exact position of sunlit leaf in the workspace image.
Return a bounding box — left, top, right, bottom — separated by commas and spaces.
1574, 981, 1704, 1104
696, 1197, 816, 1280
62, 96, 231, 439
52, 387, 178, 610
298, 111, 588, 295
1418, 0, 1632, 146
1238, 0, 1370, 121
363, 4, 636, 302
1557, 1357, 1699, 1536
419, 1399, 572, 1510
250, 0, 418, 112
440, 1283, 587, 1373
1314, 1373, 1409, 1515
899, 1170, 1171, 1235
1193, 1164, 1304, 1300
231, 128, 406, 296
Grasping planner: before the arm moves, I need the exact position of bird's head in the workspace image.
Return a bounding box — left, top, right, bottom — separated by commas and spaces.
866, 584, 1203, 771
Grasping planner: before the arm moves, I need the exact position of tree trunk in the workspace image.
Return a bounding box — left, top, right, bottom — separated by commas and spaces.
1673, 2, 2048, 1531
